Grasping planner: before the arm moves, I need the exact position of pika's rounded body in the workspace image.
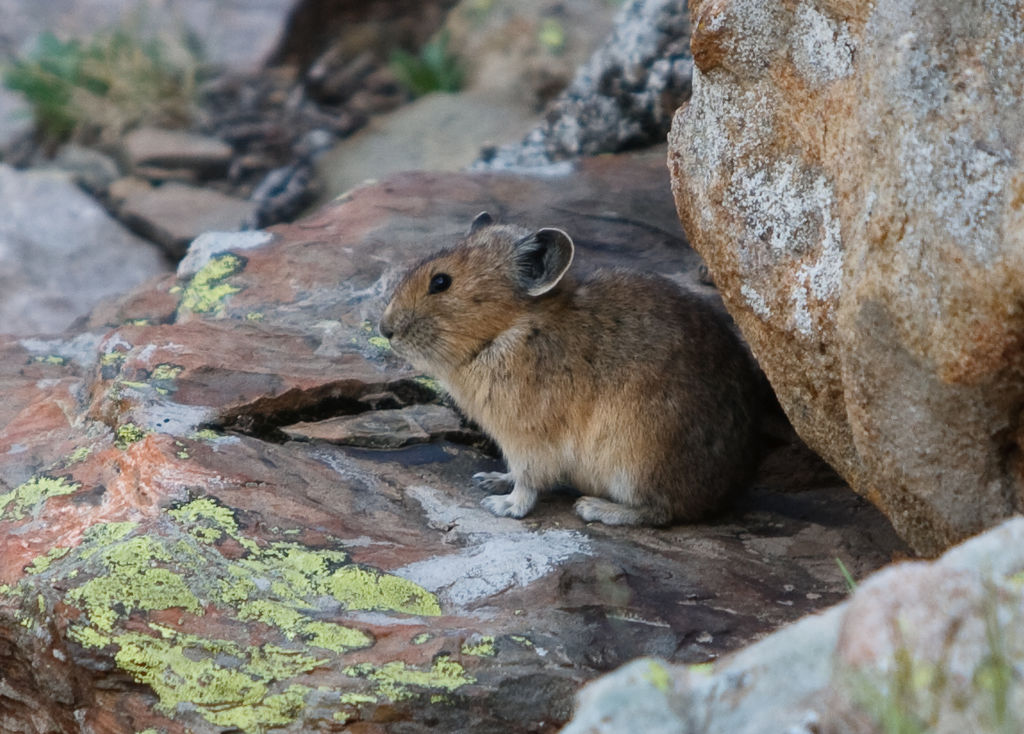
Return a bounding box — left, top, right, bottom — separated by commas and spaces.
380, 214, 759, 525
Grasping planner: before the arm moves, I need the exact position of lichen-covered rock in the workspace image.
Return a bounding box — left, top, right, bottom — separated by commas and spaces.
477, 0, 692, 170
561, 517, 1024, 734
0, 152, 904, 733
668, 0, 1024, 556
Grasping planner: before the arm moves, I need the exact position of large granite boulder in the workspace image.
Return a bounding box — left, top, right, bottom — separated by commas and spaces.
668, 0, 1024, 556
0, 153, 904, 733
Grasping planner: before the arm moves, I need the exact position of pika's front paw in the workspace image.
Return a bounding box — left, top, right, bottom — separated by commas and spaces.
472, 471, 513, 494
481, 492, 533, 518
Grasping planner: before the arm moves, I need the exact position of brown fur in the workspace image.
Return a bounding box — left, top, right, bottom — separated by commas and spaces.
379, 216, 760, 525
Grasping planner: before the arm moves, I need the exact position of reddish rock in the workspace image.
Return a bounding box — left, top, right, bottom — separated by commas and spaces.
0, 152, 904, 733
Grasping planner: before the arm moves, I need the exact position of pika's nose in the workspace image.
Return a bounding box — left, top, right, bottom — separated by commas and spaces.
379, 315, 394, 340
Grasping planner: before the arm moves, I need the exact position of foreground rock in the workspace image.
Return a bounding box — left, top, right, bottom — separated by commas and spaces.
0, 164, 170, 336
562, 517, 1024, 734
0, 153, 904, 733
668, 0, 1024, 556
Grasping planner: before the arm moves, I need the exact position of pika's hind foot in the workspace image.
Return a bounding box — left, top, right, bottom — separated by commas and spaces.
574, 496, 670, 526
482, 484, 537, 518
472, 471, 513, 494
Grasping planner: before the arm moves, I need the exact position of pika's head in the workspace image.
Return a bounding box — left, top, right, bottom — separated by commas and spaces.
379, 212, 574, 375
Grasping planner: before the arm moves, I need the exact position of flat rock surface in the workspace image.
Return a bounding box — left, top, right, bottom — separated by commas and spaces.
122, 126, 234, 179
117, 181, 259, 257
0, 151, 905, 733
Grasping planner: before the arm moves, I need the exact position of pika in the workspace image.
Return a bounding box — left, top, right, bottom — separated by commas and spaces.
379, 213, 760, 525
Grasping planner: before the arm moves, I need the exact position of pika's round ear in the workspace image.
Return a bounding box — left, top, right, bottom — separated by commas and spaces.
513, 228, 574, 296
467, 211, 494, 235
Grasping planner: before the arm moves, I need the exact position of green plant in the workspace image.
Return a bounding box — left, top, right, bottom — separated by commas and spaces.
3, 26, 199, 144
836, 557, 858, 593
843, 579, 1020, 734
389, 30, 464, 97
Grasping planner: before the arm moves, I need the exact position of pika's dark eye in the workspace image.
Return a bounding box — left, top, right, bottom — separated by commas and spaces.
428, 273, 451, 294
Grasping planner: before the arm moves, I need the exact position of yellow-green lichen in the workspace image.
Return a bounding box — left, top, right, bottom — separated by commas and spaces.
117, 380, 150, 391
368, 336, 391, 351
509, 635, 533, 648
114, 626, 319, 731
338, 692, 378, 706
688, 662, 714, 677
150, 363, 183, 395
151, 363, 183, 380
70, 625, 112, 649
190, 428, 221, 441
124, 319, 151, 326
100, 351, 126, 366
31, 354, 68, 366
237, 599, 372, 655
413, 633, 432, 645
179, 253, 245, 315
67, 535, 202, 632
644, 660, 672, 693
81, 521, 139, 552
321, 565, 442, 617
169, 496, 250, 547
246, 311, 265, 321
538, 18, 566, 52
115, 423, 149, 449
414, 375, 442, 396
344, 655, 475, 702
25, 546, 70, 574
50, 497, 443, 732
0, 475, 81, 521
461, 636, 496, 657
66, 446, 93, 465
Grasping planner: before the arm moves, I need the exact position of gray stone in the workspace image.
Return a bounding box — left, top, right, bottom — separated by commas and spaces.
282, 404, 478, 448
41, 143, 122, 194
0, 164, 169, 336
0, 86, 32, 156
117, 181, 258, 258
